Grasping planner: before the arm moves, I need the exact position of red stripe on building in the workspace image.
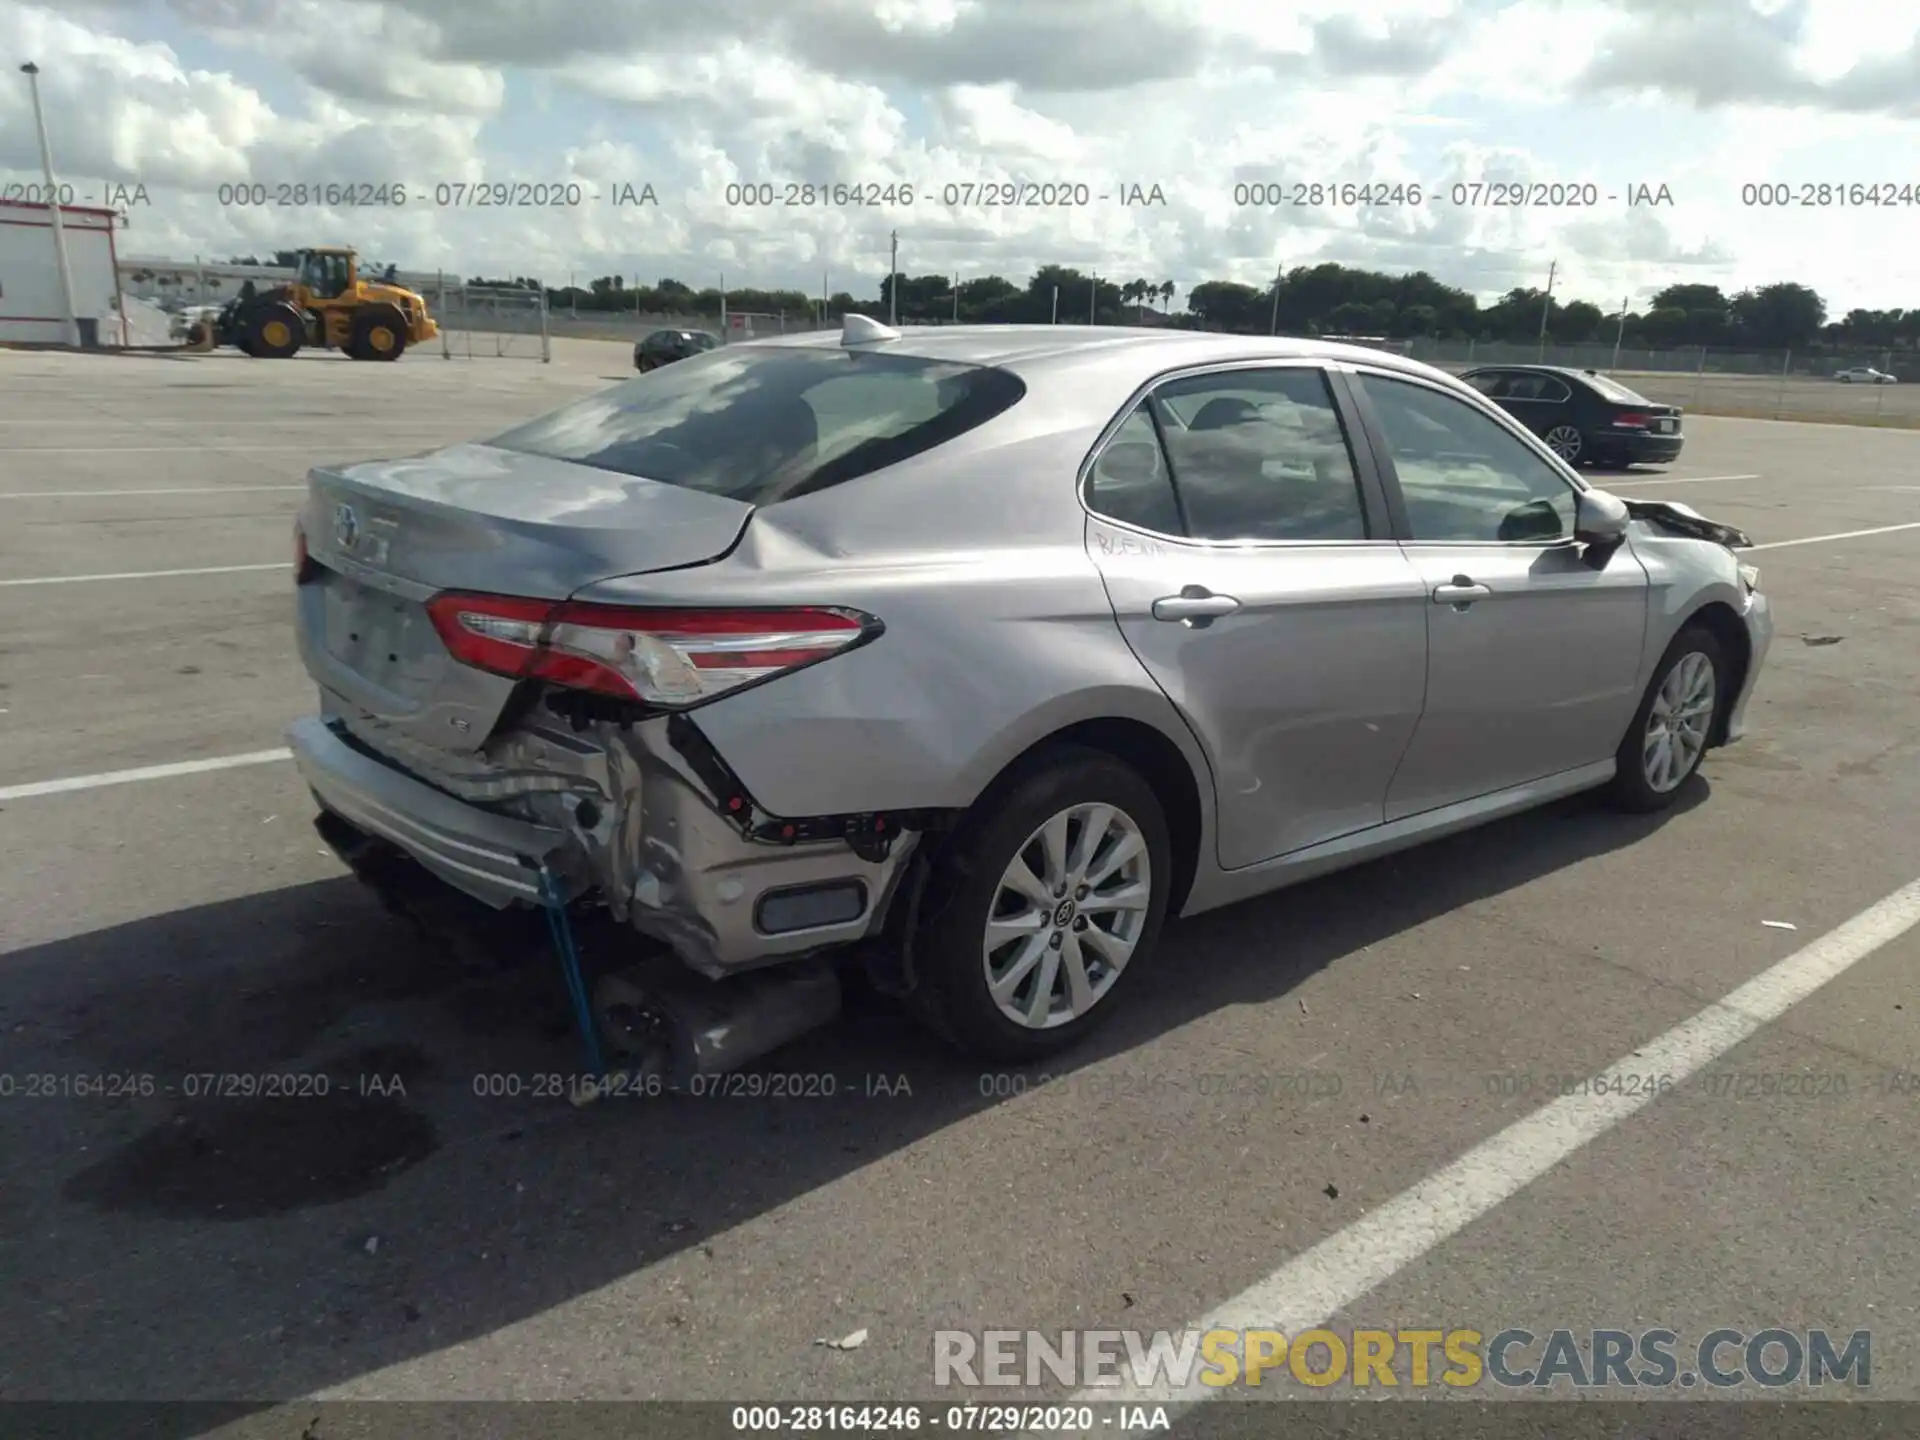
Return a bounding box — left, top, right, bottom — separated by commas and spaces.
0, 198, 121, 219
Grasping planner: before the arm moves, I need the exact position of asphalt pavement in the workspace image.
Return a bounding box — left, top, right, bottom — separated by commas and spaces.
1, 341, 1917, 1428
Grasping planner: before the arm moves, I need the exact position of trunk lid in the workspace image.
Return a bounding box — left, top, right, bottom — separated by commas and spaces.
296, 443, 754, 755
303, 443, 754, 596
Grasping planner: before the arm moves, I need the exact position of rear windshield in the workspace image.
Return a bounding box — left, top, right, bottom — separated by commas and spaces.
487, 346, 1026, 504
1583, 372, 1650, 404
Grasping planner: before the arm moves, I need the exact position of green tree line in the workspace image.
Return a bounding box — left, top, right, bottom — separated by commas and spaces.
235, 256, 1914, 353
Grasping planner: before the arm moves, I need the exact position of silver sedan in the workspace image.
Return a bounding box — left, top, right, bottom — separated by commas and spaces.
289, 319, 1773, 1071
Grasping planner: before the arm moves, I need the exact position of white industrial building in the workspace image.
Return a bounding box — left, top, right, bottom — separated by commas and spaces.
0, 198, 126, 346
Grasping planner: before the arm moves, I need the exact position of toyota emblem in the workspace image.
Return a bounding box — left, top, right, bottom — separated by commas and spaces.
334, 503, 359, 550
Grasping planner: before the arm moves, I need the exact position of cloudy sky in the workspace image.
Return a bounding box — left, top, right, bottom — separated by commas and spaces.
2, 0, 1915, 313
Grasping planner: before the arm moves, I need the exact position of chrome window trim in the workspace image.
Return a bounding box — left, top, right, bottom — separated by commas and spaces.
1078, 357, 1396, 551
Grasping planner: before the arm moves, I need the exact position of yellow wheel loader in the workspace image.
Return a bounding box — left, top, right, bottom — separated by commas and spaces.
229, 247, 439, 361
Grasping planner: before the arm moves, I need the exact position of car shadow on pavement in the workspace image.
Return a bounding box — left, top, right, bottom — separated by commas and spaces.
0, 780, 1706, 1406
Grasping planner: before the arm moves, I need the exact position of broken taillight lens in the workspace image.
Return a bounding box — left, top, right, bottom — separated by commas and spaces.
425, 593, 877, 708
294, 519, 318, 583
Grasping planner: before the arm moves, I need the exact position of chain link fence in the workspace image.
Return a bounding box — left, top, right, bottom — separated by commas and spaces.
431, 281, 551, 361
434, 289, 1920, 427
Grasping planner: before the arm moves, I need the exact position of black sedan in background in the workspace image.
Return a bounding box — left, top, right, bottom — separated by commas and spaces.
1460, 364, 1684, 467
634, 327, 719, 372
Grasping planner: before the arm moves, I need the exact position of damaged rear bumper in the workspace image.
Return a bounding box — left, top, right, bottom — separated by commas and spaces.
288, 707, 922, 979
291, 715, 565, 905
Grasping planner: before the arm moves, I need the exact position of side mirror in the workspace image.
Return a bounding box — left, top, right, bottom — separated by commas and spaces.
1574, 488, 1630, 560
1498, 498, 1564, 542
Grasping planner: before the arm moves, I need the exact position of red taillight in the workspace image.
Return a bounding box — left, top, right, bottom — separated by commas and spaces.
293, 520, 318, 583
425, 593, 876, 708
1613, 411, 1652, 428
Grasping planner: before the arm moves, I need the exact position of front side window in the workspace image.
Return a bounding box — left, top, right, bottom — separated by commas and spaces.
304, 255, 349, 298
489, 347, 1025, 504
1150, 367, 1369, 542
1360, 374, 1578, 544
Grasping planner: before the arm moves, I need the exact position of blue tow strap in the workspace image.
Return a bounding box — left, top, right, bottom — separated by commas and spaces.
534, 863, 605, 1079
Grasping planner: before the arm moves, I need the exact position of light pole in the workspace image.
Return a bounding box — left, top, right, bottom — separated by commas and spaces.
1611, 294, 1629, 373
888, 230, 898, 326
1536, 259, 1556, 363
19, 63, 80, 348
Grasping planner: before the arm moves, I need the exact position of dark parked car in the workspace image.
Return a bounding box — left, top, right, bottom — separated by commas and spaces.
1460, 364, 1683, 468
635, 328, 719, 372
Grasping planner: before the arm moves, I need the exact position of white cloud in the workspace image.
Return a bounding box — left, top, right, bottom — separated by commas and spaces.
1, 0, 1913, 310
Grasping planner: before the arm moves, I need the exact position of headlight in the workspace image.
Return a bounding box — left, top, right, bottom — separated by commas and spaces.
1738, 562, 1761, 593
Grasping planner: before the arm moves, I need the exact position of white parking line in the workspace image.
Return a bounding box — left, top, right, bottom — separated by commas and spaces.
1747, 522, 1920, 552
0, 486, 306, 499
1607, 472, 1761, 487
0, 748, 293, 801
0, 562, 291, 587
1068, 875, 1920, 1426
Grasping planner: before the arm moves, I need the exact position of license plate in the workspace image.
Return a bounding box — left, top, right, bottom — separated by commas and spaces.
1657, 419, 1676, 433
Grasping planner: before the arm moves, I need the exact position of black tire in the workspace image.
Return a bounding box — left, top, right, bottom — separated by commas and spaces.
905, 746, 1173, 1062
1605, 623, 1728, 813
350, 307, 407, 361
245, 302, 304, 358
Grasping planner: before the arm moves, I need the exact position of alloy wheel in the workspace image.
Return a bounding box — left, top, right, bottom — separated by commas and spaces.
981, 802, 1152, 1030
1642, 651, 1716, 793
1545, 424, 1584, 461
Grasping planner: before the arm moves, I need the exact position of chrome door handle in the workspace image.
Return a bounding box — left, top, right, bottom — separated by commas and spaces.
1432, 577, 1491, 606
1152, 588, 1241, 623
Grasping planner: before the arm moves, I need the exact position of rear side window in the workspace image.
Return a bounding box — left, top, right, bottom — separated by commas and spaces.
488, 348, 1026, 504
1087, 405, 1184, 534
1502, 374, 1572, 402
1463, 372, 1508, 396
1152, 367, 1370, 542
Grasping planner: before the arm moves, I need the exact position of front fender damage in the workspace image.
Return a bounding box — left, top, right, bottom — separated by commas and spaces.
1624, 498, 1752, 549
